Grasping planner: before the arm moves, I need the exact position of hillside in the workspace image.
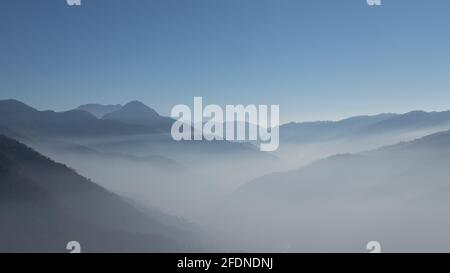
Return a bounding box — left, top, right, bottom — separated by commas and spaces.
0, 135, 202, 252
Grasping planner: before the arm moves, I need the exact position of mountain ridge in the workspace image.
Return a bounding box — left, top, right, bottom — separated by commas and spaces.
0, 99, 154, 137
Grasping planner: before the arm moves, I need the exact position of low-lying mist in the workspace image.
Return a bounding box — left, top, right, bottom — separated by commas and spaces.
20, 127, 450, 252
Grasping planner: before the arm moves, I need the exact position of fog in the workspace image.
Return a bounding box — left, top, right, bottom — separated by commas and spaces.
273, 125, 450, 168
204, 141, 450, 252
21, 126, 450, 252
27, 134, 285, 220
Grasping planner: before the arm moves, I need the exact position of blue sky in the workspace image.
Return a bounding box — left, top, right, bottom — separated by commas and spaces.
1, 0, 449, 122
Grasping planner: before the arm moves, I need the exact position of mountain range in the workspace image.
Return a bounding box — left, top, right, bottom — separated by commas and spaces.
280, 110, 450, 144
4, 98, 450, 251
0, 99, 178, 138
0, 100, 153, 137
6, 98, 450, 147
0, 99, 284, 193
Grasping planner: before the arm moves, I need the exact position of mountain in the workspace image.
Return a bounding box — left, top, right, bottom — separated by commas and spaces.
0, 99, 153, 137
76, 103, 122, 118
0, 135, 202, 252
103, 101, 174, 133
0, 99, 37, 125
281, 110, 450, 145
0, 99, 285, 194
360, 110, 450, 135
280, 113, 397, 143
275, 110, 450, 168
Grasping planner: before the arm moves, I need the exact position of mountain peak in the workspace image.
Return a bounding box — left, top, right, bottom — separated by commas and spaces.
121, 101, 157, 113
124, 100, 148, 107
102, 101, 173, 132
404, 110, 426, 115
0, 99, 37, 113
106, 100, 161, 119
0, 100, 38, 127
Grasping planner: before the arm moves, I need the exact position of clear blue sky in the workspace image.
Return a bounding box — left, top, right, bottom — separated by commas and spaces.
1, 0, 449, 122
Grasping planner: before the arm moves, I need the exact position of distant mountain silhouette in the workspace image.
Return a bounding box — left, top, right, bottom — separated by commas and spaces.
0, 99, 153, 137
281, 110, 450, 144
360, 110, 450, 135
0, 135, 202, 252
280, 113, 396, 143
103, 101, 174, 133
76, 103, 122, 118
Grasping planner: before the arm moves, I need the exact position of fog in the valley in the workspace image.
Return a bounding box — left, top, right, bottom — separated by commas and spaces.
274, 123, 450, 169
209, 137, 450, 252
22, 123, 450, 252
26, 133, 284, 221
